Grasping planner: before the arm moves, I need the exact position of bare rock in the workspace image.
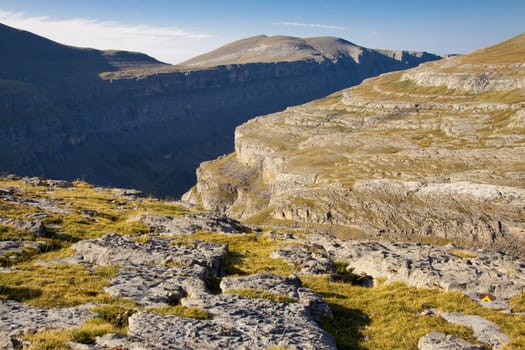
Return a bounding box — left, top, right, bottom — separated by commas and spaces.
70, 233, 228, 276
418, 331, 484, 350
270, 244, 336, 275
104, 265, 209, 306
0, 217, 46, 237
140, 213, 249, 235
431, 310, 510, 349
306, 233, 525, 308
127, 293, 337, 350
220, 273, 332, 319
0, 300, 94, 344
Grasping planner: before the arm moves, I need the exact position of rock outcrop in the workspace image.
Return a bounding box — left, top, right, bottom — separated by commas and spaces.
0, 24, 440, 196
418, 331, 484, 350
301, 233, 525, 309
186, 33, 525, 254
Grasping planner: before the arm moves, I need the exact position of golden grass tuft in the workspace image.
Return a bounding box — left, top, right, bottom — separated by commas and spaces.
450, 250, 478, 259
172, 232, 296, 276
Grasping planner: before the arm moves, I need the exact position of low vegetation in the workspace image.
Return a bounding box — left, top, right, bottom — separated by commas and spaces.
1, 176, 524, 349
302, 276, 525, 349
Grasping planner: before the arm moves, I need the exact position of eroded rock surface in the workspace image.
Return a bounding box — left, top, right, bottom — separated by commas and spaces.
140, 213, 248, 235
418, 331, 483, 350
186, 33, 525, 255
0, 300, 94, 348
70, 233, 228, 276
220, 273, 332, 319
104, 265, 209, 306
430, 310, 510, 349
126, 294, 336, 350
271, 232, 525, 309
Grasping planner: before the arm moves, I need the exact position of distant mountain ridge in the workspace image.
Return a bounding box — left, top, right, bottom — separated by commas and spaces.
0, 23, 441, 196
183, 34, 439, 67
0, 23, 164, 85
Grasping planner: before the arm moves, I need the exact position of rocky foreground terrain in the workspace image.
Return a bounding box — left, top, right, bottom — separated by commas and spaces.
0, 176, 524, 349
185, 33, 525, 256
0, 23, 439, 196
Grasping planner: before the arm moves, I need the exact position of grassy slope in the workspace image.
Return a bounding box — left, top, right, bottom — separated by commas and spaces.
0, 177, 523, 349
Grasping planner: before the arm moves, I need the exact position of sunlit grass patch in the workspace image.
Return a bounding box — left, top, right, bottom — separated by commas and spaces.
302, 276, 525, 350
172, 232, 296, 276
510, 294, 525, 313
450, 249, 478, 259
0, 263, 120, 308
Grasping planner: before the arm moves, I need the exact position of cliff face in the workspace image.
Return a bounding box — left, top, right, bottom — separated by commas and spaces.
185, 33, 525, 254
0, 26, 440, 196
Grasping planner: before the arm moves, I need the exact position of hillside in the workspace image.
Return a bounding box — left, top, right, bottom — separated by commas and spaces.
0, 24, 440, 197
185, 33, 525, 255
1, 175, 524, 349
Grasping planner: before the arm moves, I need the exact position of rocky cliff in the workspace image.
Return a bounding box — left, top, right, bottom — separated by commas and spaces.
0, 24, 440, 196
185, 33, 525, 254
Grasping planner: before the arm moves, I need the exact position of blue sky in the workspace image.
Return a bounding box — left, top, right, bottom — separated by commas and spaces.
0, 0, 523, 64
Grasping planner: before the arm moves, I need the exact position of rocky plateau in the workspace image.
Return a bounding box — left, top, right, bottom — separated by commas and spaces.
185, 33, 525, 256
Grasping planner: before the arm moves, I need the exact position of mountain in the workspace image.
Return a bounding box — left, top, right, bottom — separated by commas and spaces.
0, 24, 440, 196
184, 33, 525, 255
182, 34, 437, 67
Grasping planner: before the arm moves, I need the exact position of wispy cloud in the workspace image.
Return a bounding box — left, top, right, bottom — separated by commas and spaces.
272, 21, 345, 30
0, 10, 220, 64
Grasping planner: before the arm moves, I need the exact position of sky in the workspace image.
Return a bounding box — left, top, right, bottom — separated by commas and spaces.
0, 0, 523, 64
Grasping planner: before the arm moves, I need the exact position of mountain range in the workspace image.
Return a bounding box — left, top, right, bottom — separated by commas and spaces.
0, 23, 440, 196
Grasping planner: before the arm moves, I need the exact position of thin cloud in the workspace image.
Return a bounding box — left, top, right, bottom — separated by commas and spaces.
0, 10, 219, 64
272, 21, 345, 30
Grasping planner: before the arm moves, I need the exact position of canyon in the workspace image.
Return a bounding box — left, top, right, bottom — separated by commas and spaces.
0, 24, 439, 197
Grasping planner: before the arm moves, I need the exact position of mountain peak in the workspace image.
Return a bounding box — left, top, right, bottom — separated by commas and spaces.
181, 34, 439, 67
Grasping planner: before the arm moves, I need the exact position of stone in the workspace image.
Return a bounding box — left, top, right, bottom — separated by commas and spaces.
70, 233, 228, 276
110, 188, 143, 200
305, 233, 525, 309
104, 265, 209, 306
140, 213, 249, 235
220, 273, 333, 318
430, 310, 510, 349
270, 244, 336, 275
418, 331, 484, 350
0, 300, 94, 342
0, 217, 46, 237
127, 293, 337, 350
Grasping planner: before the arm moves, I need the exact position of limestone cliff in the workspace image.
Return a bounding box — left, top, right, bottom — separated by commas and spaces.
0, 25, 440, 196
185, 33, 525, 254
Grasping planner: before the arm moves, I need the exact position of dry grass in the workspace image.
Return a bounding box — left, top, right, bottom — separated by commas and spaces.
172, 232, 296, 276
0, 263, 121, 308
450, 250, 478, 259
302, 276, 525, 350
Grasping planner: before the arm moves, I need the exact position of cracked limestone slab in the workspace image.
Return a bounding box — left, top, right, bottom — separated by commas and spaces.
70, 233, 228, 276
430, 309, 510, 349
